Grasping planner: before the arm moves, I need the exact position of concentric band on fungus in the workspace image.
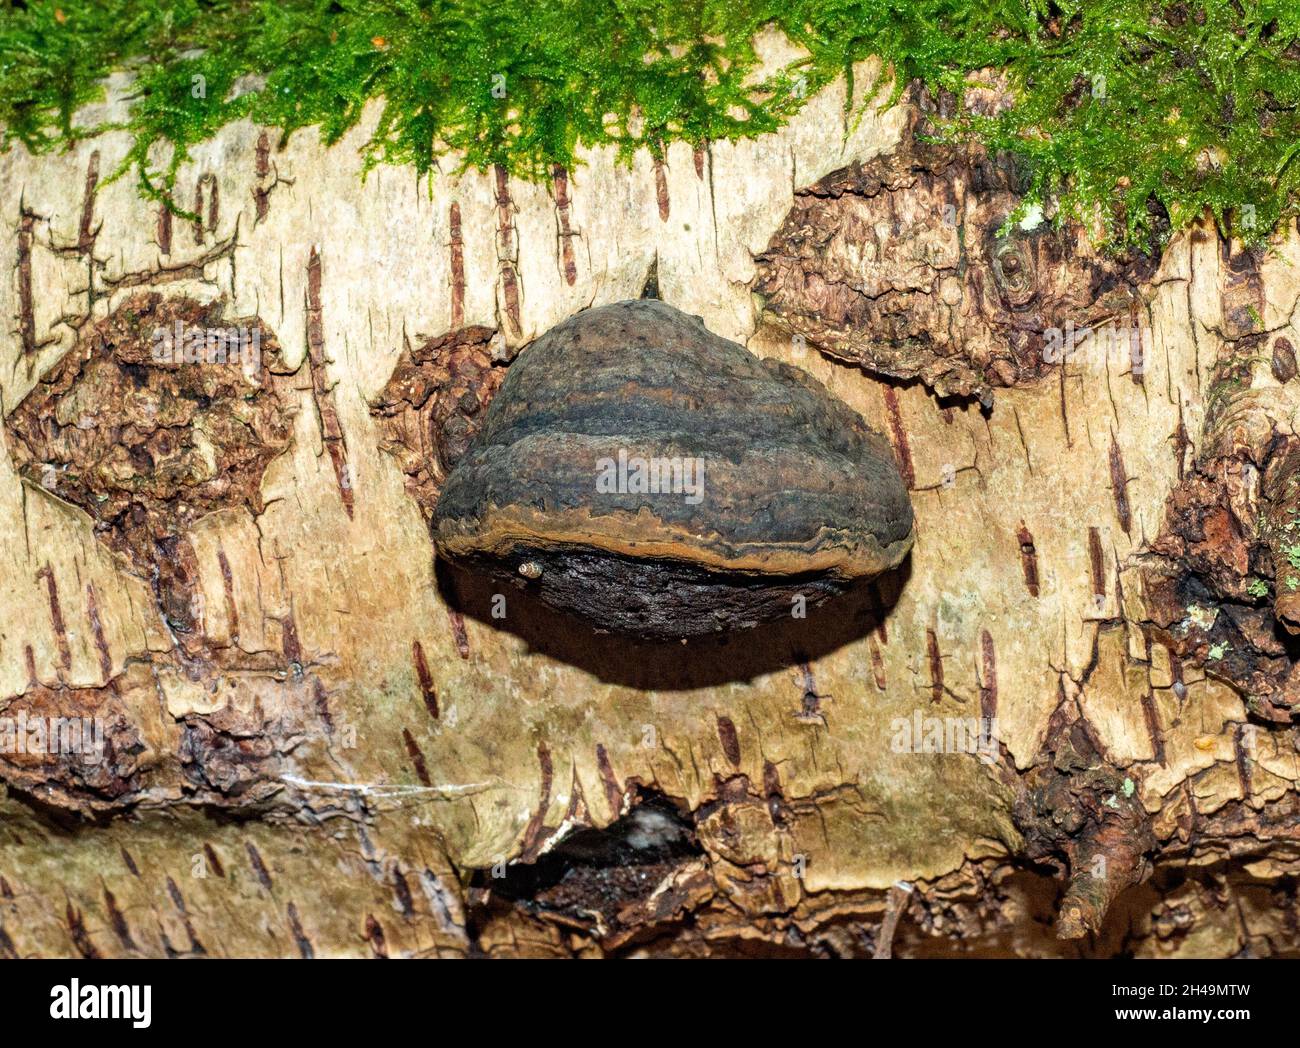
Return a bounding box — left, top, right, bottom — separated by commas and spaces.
431, 299, 915, 638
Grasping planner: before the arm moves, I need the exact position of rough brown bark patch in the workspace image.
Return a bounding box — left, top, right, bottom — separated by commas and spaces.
5, 294, 294, 638
369, 325, 503, 516
753, 136, 1156, 402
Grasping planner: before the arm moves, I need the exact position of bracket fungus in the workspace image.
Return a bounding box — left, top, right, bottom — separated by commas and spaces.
431, 300, 915, 639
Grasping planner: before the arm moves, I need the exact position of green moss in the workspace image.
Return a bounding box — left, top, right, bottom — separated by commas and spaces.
1282, 540, 1300, 570
1247, 577, 1269, 598
3, 1, 1300, 252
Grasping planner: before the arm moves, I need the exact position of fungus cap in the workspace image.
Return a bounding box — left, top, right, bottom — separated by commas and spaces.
432, 300, 914, 638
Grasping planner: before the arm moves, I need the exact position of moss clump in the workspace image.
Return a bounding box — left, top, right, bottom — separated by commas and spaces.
2, 1, 1299, 252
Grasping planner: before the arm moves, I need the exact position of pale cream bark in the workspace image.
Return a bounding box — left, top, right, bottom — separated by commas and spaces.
0, 33, 1296, 957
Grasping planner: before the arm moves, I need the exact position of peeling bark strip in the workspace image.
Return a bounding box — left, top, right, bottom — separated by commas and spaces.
255, 130, 271, 180
1273, 336, 1297, 384
412, 640, 439, 720
1108, 438, 1132, 535
978, 630, 998, 721
192, 179, 205, 244
85, 583, 111, 682
653, 156, 670, 221
1233, 724, 1254, 797
286, 902, 314, 959
762, 759, 792, 826
66, 902, 101, 959
246, 843, 273, 890
216, 548, 240, 642
401, 728, 432, 786
203, 843, 226, 878
561, 767, 584, 824
193, 173, 219, 243
1127, 298, 1144, 386
868, 636, 887, 690
36, 565, 71, 670
449, 202, 466, 329
208, 178, 220, 231
716, 715, 741, 766
869, 582, 889, 644
165, 876, 205, 955
595, 743, 622, 815
552, 165, 578, 286
926, 629, 944, 704
1088, 526, 1106, 600
278, 610, 302, 669
77, 151, 100, 253
392, 868, 415, 918
1173, 404, 1190, 481
446, 607, 470, 659
519, 742, 554, 862
166, 878, 189, 920
156, 201, 172, 255
881, 386, 915, 488
693, 145, 706, 180
305, 249, 355, 518
364, 914, 388, 958
16, 207, 36, 356
103, 888, 137, 951
1168, 647, 1185, 697
253, 131, 272, 222
795, 660, 826, 720
493, 166, 522, 334
312, 680, 334, 734
1016, 523, 1040, 597
1140, 686, 1166, 766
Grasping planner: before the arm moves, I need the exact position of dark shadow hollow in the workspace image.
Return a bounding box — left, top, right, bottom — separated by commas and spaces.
435, 552, 911, 689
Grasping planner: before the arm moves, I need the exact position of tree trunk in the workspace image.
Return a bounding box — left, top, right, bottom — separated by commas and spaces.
2, 39, 1298, 958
